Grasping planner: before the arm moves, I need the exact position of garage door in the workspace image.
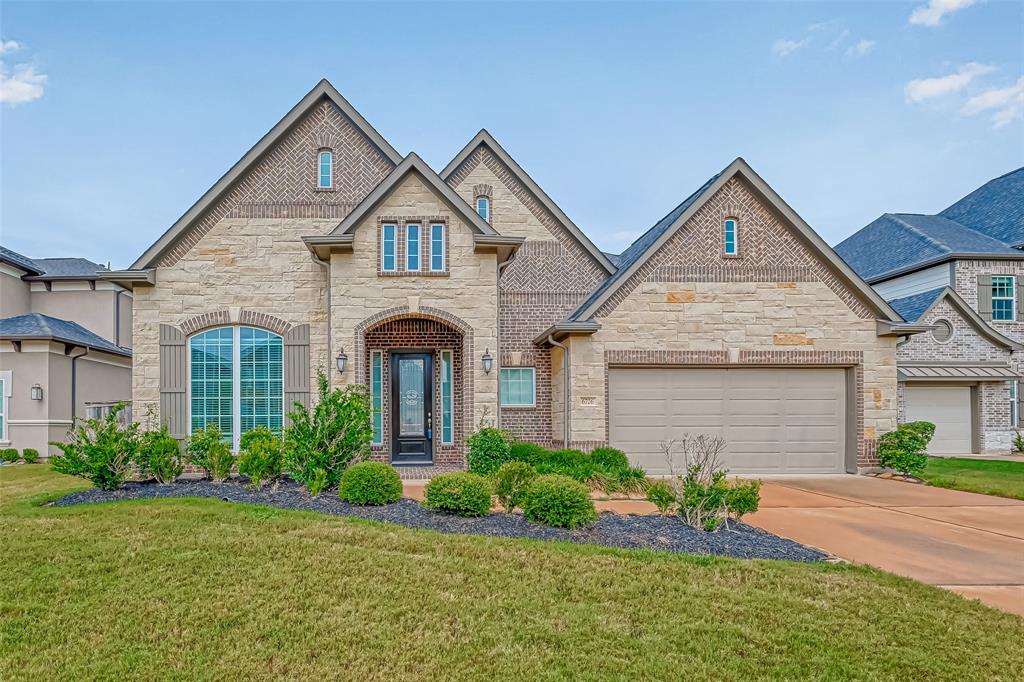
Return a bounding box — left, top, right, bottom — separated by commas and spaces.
903, 385, 973, 454
608, 368, 847, 474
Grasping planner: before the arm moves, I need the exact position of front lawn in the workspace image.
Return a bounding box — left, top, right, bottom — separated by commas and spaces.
2, 466, 1022, 681
920, 456, 1024, 500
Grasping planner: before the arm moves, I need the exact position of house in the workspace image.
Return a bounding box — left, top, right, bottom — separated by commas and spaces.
103, 79, 910, 475
0, 246, 133, 456
835, 168, 1023, 454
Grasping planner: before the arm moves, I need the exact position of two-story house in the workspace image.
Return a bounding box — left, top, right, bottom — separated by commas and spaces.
0, 246, 133, 455
836, 168, 1023, 454
102, 80, 913, 475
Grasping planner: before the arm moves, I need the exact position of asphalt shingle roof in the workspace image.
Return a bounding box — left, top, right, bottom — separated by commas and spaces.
27, 257, 108, 279
940, 167, 1024, 247
886, 287, 946, 322
834, 213, 1020, 282
0, 313, 130, 356
0, 246, 43, 275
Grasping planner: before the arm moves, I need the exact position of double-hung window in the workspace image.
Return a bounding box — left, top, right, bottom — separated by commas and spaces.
381, 224, 397, 272
499, 367, 535, 407
476, 197, 490, 221
318, 150, 333, 189
723, 218, 738, 255
430, 223, 445, 272
992, 276, 1015, 321
406, 224, 420, 271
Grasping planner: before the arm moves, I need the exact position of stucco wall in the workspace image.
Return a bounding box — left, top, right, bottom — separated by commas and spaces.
1, 268, 31, 317
29, 282, 128, 346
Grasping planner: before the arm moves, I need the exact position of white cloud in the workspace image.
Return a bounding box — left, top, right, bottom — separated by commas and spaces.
0, 63, 47, 104
905, 62, 994, 102
771, 38, 808, 58
962, 77, 1024, 128
909, 0, 976, 27
846, 39, 876, 58
0, 40, 22, 55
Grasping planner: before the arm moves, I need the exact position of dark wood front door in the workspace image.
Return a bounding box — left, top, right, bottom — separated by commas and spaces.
390, 352, 433, 464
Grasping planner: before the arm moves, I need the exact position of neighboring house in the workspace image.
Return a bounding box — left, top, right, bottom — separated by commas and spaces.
104, 80, 910, 475
0, 246, 133, 456
836, 168, 1023, 454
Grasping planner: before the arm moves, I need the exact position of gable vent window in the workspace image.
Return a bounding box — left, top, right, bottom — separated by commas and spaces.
723, 218, 738, 256
406, 223, 421, 272
992, 275, 1015, 321
476, 196, 490, 222
318, 150, 333, 189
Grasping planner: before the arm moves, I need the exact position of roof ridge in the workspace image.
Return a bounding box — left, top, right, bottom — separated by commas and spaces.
884, 213, 954, 252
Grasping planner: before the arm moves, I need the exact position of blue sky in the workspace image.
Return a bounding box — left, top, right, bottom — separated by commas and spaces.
1, 1, 1021, 268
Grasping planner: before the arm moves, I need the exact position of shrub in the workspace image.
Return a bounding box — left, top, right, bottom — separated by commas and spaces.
284, 370, 373, 493
424, 472, 493, 516
466, 427, 513, 475
21, 448, 40, 464
522, 474, 597, 529
493, 461, 537, 513
535, 449, 596, 481
901, 421, 937, 444
726, 479, 762, 520
206, 442, 236, 482
238, 432, 283, 489
187, 423, 228, 473
508, 441, 548, 465
339, 461, 402, 505
878, 427, 929, 476
646, 480, 677, 515
307, 467, 329, 497
137, 425, 183, 484
1, 448, 20, 463
50, 403, 140, 490
1015, 431, 1024, 454
679, 468, 730, 531
590, 446, 630, 472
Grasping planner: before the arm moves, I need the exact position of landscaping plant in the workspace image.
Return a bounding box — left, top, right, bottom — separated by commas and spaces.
284, 370, 373, 492
589, 446, 630, 472
878, 422, 933, 476
307, 467, 329, 497
645, 480, 677, 515
1, 448, 20, 463
466, 427, 513, 475
522, 474, 597, 529
21, 448, 40, 464
1013, 431, 1023, 453
50, 403, 140, 490
339, 461, 402, 505
137, 425, 184, 484
726, 479, 762, 520
237, 429, 283, 489
187, 423, 228, 473
206, 442, 236, 482
493, 460, 537, 513
423, 472, 493, 516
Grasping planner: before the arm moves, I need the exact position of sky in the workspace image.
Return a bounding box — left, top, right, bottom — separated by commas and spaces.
1, 1, 1022, 269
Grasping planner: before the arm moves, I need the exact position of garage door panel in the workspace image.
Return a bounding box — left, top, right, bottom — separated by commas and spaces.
904, 385, 972, 454
609, 368, 846, 474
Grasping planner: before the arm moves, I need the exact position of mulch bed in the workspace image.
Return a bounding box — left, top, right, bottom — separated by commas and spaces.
52, 478, 827, 562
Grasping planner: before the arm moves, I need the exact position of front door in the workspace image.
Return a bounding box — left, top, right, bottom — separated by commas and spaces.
390, 352, 433, 464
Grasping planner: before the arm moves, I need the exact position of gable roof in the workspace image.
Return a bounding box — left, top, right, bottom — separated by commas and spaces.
440, 130, 615, 275
887, 286, 1022, 351
130, 79, 402, 269
835, 213, 1020, 283
568, 158, 898, 322
0, 246, 43, 276
0, 313, 131, 356
939, 167, 1024, 247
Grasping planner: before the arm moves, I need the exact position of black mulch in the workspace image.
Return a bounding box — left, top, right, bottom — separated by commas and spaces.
52, 478, 826, 562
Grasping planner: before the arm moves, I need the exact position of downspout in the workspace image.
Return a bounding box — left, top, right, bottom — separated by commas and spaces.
310, 252, 331, 379
70, 347, 90, 420
547, 335, 570, 447
495, 259, 513, 429
114, 290, 123, 347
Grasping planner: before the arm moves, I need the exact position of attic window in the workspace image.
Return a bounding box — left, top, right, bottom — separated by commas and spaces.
723, 218, 738, 255
318, 150, 333, 189
931, 319, 953, 343
476, 196, 490, 222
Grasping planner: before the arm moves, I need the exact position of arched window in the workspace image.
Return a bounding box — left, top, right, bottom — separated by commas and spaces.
318, 149, 333, 189
189, 326, 283, 449
476, 196, 490, 222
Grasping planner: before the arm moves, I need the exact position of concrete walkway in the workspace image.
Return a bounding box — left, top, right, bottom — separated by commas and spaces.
746, 476, 1024, 617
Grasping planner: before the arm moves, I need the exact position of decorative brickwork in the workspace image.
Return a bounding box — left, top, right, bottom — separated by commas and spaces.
238, 310, 292, 336
179, 310, 231, 336
178, 310, 292, 336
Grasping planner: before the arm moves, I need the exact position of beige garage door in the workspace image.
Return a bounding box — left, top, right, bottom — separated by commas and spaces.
903, 385, 973, 454
608, 368, 847, 474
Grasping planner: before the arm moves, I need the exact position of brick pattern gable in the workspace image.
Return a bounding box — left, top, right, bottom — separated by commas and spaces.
595, 177, 875, 320
158, 101, 395, 266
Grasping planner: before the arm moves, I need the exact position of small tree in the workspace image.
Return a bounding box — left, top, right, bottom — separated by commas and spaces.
50, 403, 141, 490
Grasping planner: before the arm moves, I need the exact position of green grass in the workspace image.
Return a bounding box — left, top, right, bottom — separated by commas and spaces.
920, 456, 1024, 500
1, 466, 1022, 681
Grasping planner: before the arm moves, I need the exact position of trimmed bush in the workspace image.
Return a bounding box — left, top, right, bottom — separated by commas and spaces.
21, 448, 40, 464
137, 426, 183, 484
424, 472, 493, 516
339, 461, 403, 505
238, 431, 283, 489
878, 426, 929, 476
240, 425, 277, 452
466, 428, 513, 475
493, 461, 537, 513
50, 403, 140, 490
901, 421, 937, 444
522, 474, 597, 529
1, 448, 20, 463
206, 442, 236, 482
646, 480, 677, 515
726, 479, 762, 520
589, 446, 630, 472
187, 423, 227, 474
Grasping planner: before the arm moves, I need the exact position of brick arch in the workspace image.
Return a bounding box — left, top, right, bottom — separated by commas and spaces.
180, 309, 291, 336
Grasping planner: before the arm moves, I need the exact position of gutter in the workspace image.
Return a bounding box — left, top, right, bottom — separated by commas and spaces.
547, 335, 570, 447
69, 347, 90, 420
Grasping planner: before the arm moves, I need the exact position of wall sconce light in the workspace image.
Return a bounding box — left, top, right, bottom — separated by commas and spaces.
481, 349, 494, 374
30, 384, 44, 401
336, 350, 348, 374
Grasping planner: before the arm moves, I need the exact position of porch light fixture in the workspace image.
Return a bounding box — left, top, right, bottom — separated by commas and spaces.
336, 350, 348, 374
481, 349, 494, 374
30, 384, 43, 401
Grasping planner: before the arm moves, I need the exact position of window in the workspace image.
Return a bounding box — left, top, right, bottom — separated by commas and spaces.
189, 326, 283, 450
931, 319, 953, 343
992, 276, 1015, 321
318, 150, 333, 189
371, 351, 383, 444
430, 223, 445, 272
440, 350, 453, 444
476, 196, 490, 221
499, 367, 535, 407
724, 218, 738, 255
1012, 381, 1019, 428
406, 223, 420, 271
381, 224, 397, 272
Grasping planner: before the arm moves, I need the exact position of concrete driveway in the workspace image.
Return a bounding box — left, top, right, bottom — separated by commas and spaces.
747, 476, 1024, 616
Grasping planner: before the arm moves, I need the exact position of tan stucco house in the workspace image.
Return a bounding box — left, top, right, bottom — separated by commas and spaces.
0, 247, 133, 456
104, 80, 912, 474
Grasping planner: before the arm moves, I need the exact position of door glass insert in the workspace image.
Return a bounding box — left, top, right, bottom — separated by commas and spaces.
399, 357, 425, 435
